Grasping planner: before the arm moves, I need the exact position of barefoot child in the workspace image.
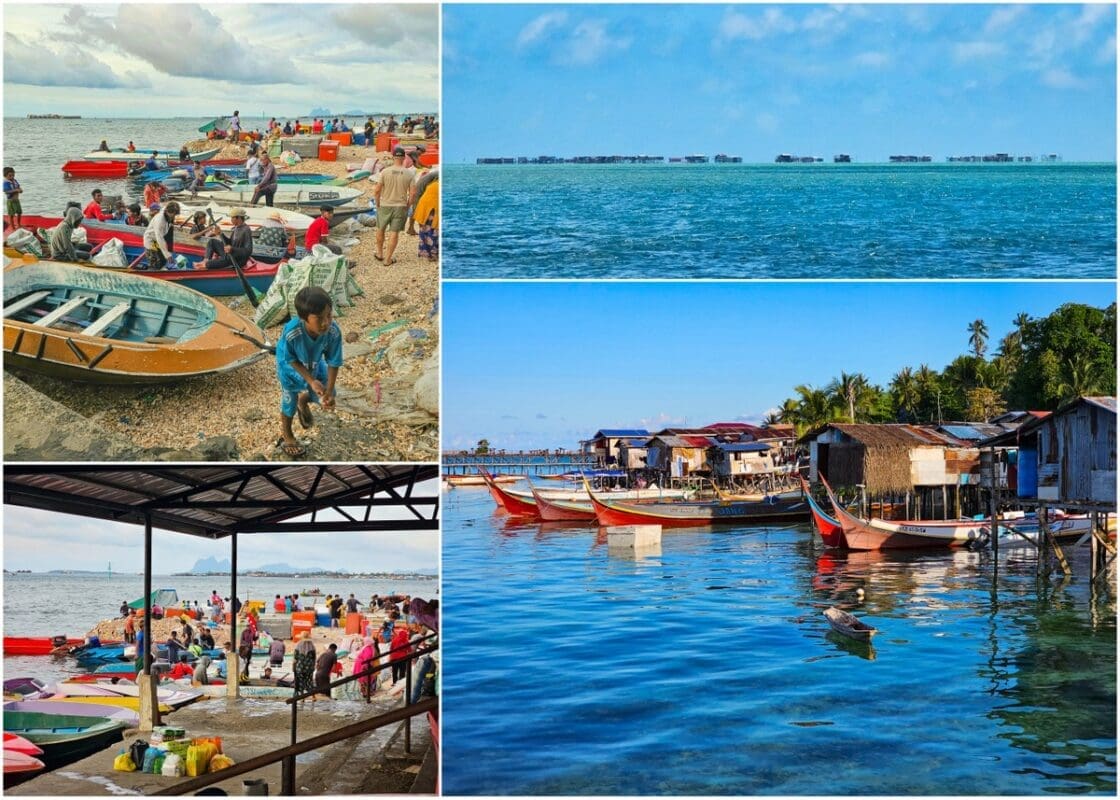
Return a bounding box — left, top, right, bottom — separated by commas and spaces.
3, 167, 23, 230
276, 286, 343, 457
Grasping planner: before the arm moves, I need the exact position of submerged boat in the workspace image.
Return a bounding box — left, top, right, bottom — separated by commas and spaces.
2, 712, 125, 766
823, 607, 878, 641
3, 260, 268, 384
4, 699, 139, 725
2, 636, 83, 656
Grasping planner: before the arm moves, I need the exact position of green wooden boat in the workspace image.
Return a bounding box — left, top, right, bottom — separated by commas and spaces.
2, 712, 125, 766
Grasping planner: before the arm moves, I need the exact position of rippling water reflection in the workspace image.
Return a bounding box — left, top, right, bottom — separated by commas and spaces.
442, 488, 1116, 795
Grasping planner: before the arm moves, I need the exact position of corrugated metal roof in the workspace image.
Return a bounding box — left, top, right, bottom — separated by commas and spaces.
3, 465, 439, 537
715, 442, 771, 453
1083, 396, 1117, 412
619, 438, 648, 447
682, 435, 716, 447
593, 429, 650, 438
650, 435, 708, 448
938, 423, 1009, 441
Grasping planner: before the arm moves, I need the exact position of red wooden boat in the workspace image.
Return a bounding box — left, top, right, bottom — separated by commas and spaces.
7, 215, 280, 297
799, 477, 845, 548
2, 636, 84, 656
61, 160, 136, 178
479, 470, 539, 516
819, 476, 983, 550
3, 750, 45, 781
588, 484, 807, 528
529, 484, 597, 522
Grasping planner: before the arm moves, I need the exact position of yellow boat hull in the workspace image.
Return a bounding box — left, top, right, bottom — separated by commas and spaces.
43, 695, 171, 713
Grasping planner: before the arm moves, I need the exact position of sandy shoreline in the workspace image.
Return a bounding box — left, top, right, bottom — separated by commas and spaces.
5, 138, 438, 462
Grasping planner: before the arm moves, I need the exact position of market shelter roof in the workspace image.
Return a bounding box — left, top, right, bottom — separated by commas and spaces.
3, 465, 439, 537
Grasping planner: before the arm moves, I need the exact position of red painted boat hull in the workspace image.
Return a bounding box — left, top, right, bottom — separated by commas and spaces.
800, 477, 845, 548
479, 470, 539, 516
3, 734, 43, 758
61, 160, 133, 178
588, 490, 808, 528
530, 486, 596, 521
2, 637, 83, 656
820, 476, 971, 551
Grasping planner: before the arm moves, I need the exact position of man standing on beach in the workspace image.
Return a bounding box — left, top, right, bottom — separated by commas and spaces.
373, 147, 414, 266
251, 153, 278, 207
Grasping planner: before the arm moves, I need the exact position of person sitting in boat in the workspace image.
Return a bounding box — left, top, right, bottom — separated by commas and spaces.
127, 141, 136, 152
183, 211, 213, 244
198, 207, 252, 271
187, 161, 207, 195
282, 120, 293, 135
83, 188, 110, 221
110, 199, 129, 221
143, 180, 167, 209
144, 151, 160, 172
250, 153, 278, 207
192, 655, 212, 686
48, 207, 92, 262
141, 201, 180, 270
98, 139, 110, 151
178, 146, 190, 161
275, 286, 343, 458
124, 203, 148, 227
305, 206, 342, 254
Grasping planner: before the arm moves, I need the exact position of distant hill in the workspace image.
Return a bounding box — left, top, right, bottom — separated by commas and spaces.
190, 557, 231, 574
255, 563, 326, 574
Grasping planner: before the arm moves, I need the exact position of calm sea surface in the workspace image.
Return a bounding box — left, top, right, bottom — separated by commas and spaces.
441, 487, 1116, 795
442, 163, 1117, 279
2, 573, 436, 686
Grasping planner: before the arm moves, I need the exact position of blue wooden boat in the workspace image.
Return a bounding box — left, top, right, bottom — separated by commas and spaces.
2, 712, 125, 767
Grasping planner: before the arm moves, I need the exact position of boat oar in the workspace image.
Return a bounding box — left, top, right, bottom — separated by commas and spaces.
207, 209, 260, 308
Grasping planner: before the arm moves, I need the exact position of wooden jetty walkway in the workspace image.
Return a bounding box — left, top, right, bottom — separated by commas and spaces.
442, 451, 602, 476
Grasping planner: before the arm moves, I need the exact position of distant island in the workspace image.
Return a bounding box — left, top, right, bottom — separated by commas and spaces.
176, 557, 434, 579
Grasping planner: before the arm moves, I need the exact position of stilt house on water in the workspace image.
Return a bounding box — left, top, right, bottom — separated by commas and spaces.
581, 429, 651, 466
800, 421, 1034, 519
977, 397, 1116, 508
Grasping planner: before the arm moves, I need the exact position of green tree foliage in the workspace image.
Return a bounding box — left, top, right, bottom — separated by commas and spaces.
476, 439, 490, 454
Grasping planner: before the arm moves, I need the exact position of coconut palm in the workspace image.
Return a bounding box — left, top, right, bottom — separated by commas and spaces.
967, 318, 989, 358
890, 367, 920, 420
826, 371, 872, 423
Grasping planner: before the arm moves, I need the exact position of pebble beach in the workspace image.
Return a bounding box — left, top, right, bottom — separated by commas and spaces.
4, 138, 438, 462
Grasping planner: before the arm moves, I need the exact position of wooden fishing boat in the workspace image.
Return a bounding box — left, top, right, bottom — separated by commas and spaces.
52, 682, 201, 709
2, 679, 46, 699
799, 477, 845, 548
823, 606, 878, 641
8, 215, 282, 296
174, 185, 364, 210
5, 699, 139, 725
2, 712, 125, 766
80, 146, 221, 163
61, 160, 137, 178
2, 733, 43, 757
588, 484, 808, 528
444, 474, 521, 487
42, 695, 170, 713
819, 476, 987, 550
4, 260, 268, 384
479, 470, 539, 516
529, 484, 597, 521
169, 201, 314, 237
2, 636, 83, 656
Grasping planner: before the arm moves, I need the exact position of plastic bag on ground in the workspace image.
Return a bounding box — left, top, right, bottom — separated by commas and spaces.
113, 752, 137, 772
209, 754, 236, 771
161, 752, 184, 777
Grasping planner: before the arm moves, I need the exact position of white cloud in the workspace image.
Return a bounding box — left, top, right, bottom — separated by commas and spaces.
637, 412, 690, 430
517, 11, 569, 50
984, 5, 1027, 34
755, 112, 779, 133
561, 20, 631, 66
853, 51, 891, 68
1041, 67, 1085, 89
4, 32, 150, 89
717, 7, 796, 44
953, 40, 1006, 62
1098, 35, 1116, 63
1071, 4, 1113, 44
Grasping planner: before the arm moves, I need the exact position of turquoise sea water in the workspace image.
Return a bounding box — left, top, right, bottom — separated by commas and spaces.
441, 487, 1117, 795
442, 163, 1117, 279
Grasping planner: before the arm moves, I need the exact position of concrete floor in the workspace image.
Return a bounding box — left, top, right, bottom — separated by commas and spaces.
7, 693, 434, 796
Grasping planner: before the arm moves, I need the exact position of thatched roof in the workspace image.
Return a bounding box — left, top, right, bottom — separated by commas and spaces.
809, 424, 964, 495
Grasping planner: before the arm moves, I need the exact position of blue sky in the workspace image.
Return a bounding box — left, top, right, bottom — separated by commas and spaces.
3, 4, 437, 117
444, 3, 1117, 162
3, 482, 440, 574
442, 281, 1116, 451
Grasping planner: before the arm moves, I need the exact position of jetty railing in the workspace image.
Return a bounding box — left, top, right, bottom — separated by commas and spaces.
152, 633, 439, 796
443, 451, 602, 476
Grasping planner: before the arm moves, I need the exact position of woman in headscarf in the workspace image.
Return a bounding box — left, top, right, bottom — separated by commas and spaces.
352, 637, 379, 699
314, 643, 338, 700
412, 172, 438, 262
292, 631, 316, 701
49, 207, 92, 262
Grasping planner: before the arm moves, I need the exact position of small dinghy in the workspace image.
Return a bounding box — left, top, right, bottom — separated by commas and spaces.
4, 260, 268, 384
3, 749, 46, 786
4, 699, 140, 726
2, 637, 83, 656
823, 607, 878, 641
3, 733, 43, 757
80, 145, 221, 162
2, 712, 125, 767
175, 184, 364, 209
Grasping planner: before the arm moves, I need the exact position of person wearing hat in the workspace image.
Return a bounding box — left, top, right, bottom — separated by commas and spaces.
200, 208, 253, 270
250, 153, 278, 207
373, 146, 414, 266
141, 201, 180, 270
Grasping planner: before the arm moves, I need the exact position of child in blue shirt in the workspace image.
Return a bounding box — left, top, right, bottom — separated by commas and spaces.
276, 286, 343, 457
4, 167, 23, 229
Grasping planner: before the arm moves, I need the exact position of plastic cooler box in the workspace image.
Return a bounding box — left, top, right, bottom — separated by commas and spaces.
344, 613, 365, 635
319, 141, 339, 161
328, 132, 352, 146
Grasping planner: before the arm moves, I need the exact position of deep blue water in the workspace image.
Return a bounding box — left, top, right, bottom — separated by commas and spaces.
442, 163, 1117, 279
441, 487, 1117, 795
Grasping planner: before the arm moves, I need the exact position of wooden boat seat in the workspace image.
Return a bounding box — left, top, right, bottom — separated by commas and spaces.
3, 290, 52, 319
34, 295, 91, 328
82, 301, 131, 338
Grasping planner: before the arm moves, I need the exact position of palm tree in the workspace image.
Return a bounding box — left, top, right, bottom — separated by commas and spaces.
763, 411, 781, 426
1056, 352, 1105, 401
967, 318, 989, 358
890, 367, 920, 420
794, 384, 840, 431
827, 371, 871, 423
914, 364, 941, 422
